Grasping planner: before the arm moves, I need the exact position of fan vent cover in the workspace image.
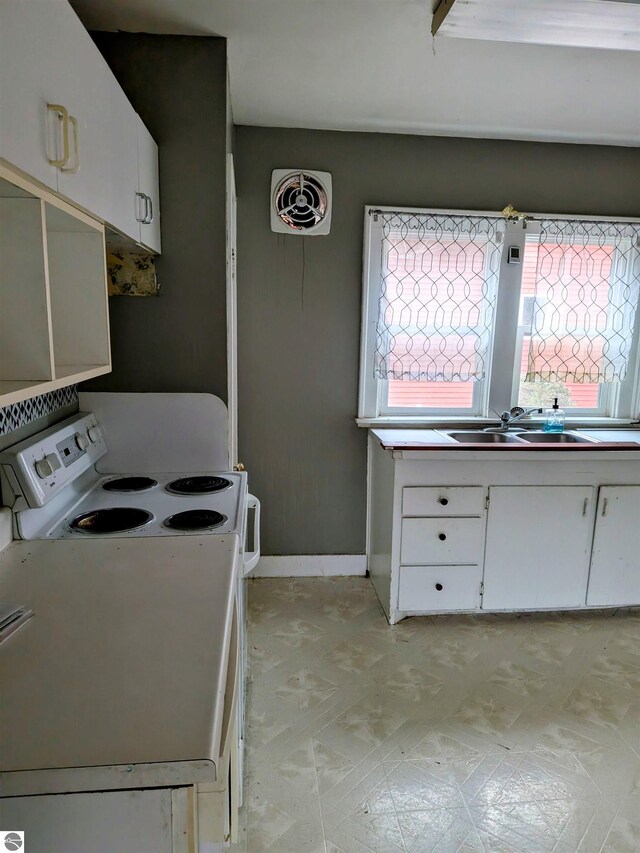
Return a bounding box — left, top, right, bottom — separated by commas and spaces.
270, 169, 332, 235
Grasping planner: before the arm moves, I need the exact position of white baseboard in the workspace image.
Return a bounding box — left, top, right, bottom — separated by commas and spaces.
252, 555, 367, 578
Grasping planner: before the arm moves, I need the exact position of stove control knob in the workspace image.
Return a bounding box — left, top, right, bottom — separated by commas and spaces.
35, 453, 60, 479
35, 459, 53, 479
75, 433, 89, 451
87, 426, 102, 444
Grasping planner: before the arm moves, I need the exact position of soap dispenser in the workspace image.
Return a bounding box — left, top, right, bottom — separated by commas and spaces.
543, 398, 565, 433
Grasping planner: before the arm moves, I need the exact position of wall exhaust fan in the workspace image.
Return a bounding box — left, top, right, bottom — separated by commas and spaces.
270, 169, 332, 236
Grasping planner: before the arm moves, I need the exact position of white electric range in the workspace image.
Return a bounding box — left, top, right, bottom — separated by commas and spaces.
0, 411, 258, 555
0, 394, 259, 820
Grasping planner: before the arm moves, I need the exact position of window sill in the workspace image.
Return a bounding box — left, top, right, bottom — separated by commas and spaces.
356, 416, 639, 430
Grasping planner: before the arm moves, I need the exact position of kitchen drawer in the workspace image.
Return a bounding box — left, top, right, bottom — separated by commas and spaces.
402, 486, 484, 517
398, 564, 482, 611
401, 517, 484, 565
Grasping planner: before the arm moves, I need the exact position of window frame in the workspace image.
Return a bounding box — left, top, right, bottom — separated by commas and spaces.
358, 205, 640, 425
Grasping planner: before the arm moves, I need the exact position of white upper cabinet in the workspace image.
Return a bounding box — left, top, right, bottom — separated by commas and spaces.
136, 115, 162, 253
55, 39, 141, 243
0, 0, 160, 252
0, 0, 66, 190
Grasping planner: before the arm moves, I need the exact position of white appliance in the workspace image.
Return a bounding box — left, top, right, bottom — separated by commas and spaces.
0, 393, 259, 812
270, 168, 332, 235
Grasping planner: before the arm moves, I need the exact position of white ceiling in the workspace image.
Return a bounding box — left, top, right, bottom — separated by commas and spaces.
70, 0, 640, 146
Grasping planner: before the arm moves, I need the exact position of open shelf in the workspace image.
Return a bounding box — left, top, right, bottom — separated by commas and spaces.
0, 178, 54, 396
45, 204, 110, 381
0, 165, 111, 408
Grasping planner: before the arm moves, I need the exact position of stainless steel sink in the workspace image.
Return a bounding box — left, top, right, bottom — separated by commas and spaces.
516, 431, 599, 444
446, 431, 526, 444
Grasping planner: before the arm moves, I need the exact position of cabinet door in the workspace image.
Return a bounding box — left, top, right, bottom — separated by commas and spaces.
587, 486, 640, 607
54, 14, 140, 241
483, 486, 594, 610
137, 114, 162, 253
0, 0, 67, 189
0, 788, 177, 853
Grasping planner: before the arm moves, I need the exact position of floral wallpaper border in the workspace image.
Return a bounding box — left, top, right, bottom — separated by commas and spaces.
0, 386, 78, 438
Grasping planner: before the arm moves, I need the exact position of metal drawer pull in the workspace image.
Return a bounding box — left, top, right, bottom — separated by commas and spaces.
438, 533, 447, 541
435, 583, 443, 591
438, 497, 449, 506
602, 497, 608, 517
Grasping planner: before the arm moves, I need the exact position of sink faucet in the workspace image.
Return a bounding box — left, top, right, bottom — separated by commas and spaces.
486, 407, 543, 432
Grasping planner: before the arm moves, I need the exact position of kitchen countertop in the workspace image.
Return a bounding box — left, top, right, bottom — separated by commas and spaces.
0, 535, 238, 793
371, 428, 640, 451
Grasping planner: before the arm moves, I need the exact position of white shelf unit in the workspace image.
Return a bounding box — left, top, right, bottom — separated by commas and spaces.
0, 164, 111, 408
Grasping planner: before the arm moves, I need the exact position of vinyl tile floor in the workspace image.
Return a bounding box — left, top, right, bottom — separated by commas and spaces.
231, 578, 640, 853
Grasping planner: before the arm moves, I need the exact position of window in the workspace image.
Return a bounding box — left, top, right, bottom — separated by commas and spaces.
359, 207, 640, 422
515, 234, 608, 415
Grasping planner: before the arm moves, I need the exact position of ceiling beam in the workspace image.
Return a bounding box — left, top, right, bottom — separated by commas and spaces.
431, 0, 640, 51
432, 0, 457, 37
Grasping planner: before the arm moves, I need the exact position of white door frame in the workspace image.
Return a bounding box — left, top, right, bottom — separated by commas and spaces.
226, 153, 238, 468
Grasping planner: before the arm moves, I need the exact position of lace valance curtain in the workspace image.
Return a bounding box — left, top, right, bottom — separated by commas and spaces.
525, 219, 640, 384
373, 211, 504, 382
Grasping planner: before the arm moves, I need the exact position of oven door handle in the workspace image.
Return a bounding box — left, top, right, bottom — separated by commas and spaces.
243, 494, 261, 575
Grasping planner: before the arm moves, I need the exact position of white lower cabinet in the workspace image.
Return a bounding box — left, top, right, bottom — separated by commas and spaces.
482, 486, 595, 610
0, 769, 236, 853
587, 486, 640, 606
395, 484, 485, 614
368, 433, 640, 623
0, 788, 183, 853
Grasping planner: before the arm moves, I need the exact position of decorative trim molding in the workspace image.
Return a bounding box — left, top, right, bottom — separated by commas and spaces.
252, 555, 367, 578
0, 387, 78, 437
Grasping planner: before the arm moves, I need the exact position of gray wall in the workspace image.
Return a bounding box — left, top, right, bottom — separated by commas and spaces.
85, 34, 229, 398
235, 126, 640, 556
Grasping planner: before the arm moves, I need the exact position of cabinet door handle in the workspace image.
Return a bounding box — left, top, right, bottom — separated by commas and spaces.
582, 498, 589, 517
60, 115, 80, 174
47, 103, 70, 168
135, 192, 147, 222
144, 194, 154, 224
438, 497, 449, 506
438, 533, 447, 541
602, 497, 608, 517
435, 583, 444, 591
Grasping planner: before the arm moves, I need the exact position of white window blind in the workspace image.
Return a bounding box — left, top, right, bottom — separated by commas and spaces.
525, 219, 640, 384
373, 211, 504, 382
